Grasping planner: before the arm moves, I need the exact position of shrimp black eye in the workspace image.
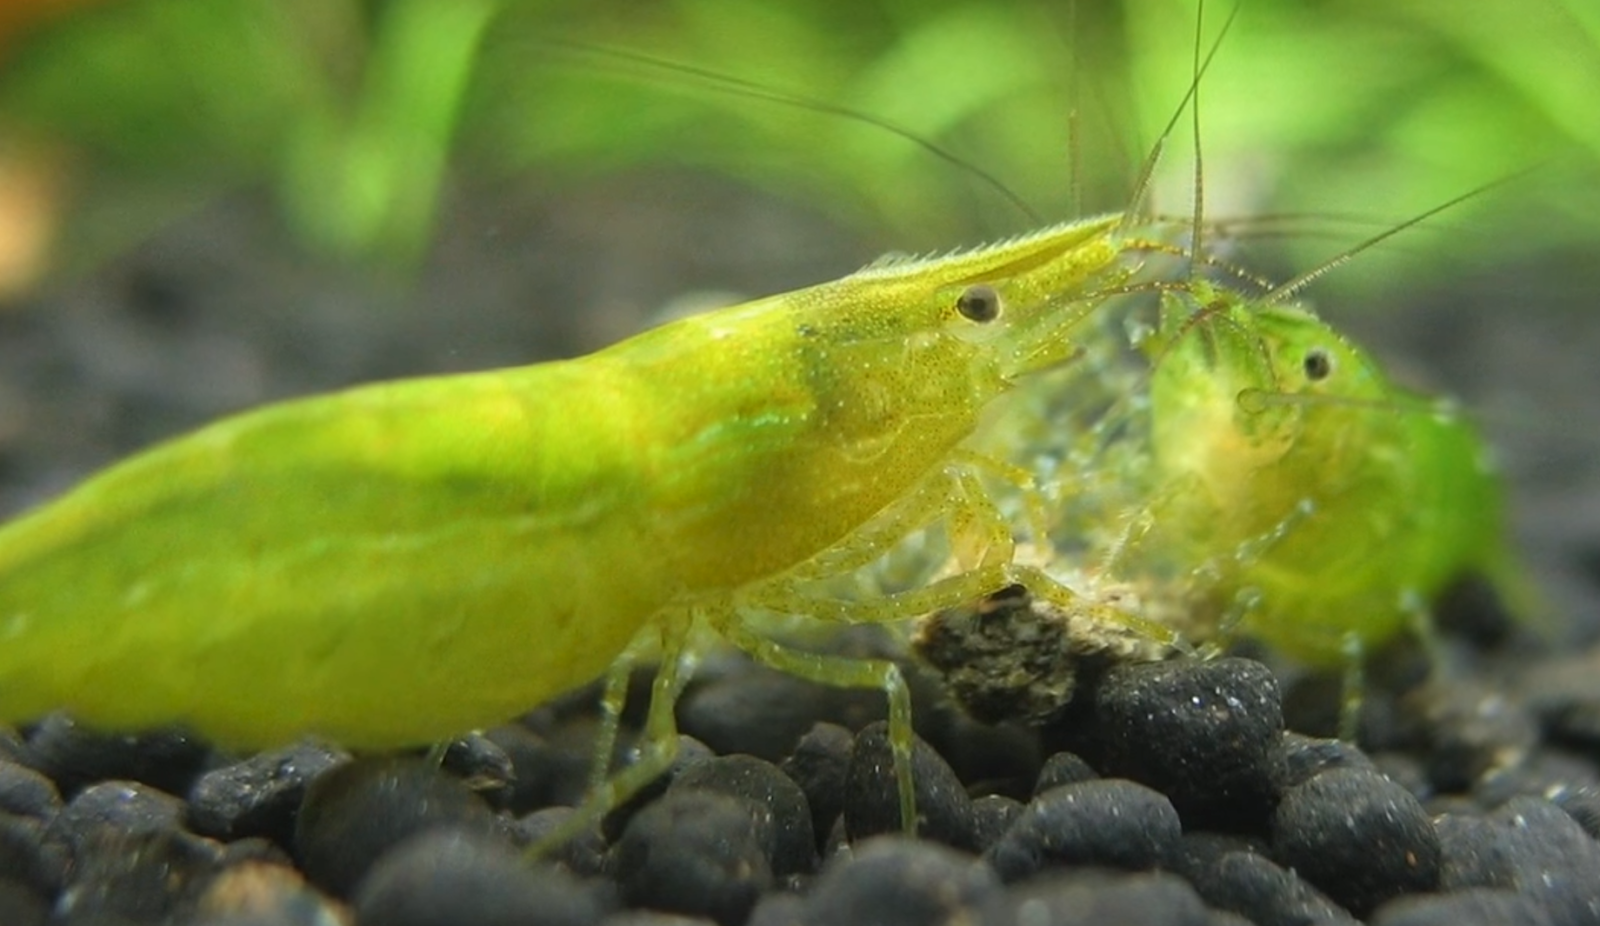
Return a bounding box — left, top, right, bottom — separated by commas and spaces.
956, 284, 1002, 322
1303, 348, 1333, 381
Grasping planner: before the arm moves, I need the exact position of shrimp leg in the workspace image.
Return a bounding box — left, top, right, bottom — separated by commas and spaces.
587, 638, 646, 796
528, 609, 696, 858
711, 615, 916, 835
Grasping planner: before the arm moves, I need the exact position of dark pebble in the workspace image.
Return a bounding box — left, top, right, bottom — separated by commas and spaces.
1091, 658, 1284, 830
1369, 752, 1434, 803
671, 754, 816, 877
746, 890, 807, 926
187, 742, 346, 848
23, 715, 209, 797
1000, 870, 1217, 926
1438, 797, 1600, 926
679, 661, 885, 763
609, 790, 773, 926
1371, 887, 1557, 926
1435, 812, 1512, 889
1166, 831, 1267, 883
605, 913, 722, 926
46, 780, 185, 856
1280, 671, 1348, 741
1473, 750, 1600, 808
438, 732, 516, 808
0, 760, 61, 821
1187, 847, 1358, 926
985, 779, 1181, 882
1280, 667, 1410, 750
484, 723, 589, 814
1276, 732, 1376, 790
1552, 784, 1600, 839
517, 807, 608, 877
0, 726, 24, 764
918, 711, 1041, 801
969, 794, 1023, 853
794, 837, 1000, 926
1033, 751, 1098, 795
193, 860, 345, 926
1401, 680, 1537, 793
1523, 652, 1600, 756
0, 879, 48, 926
778, 722, 852, 846
820, 815, 849, 861
601, 735, 715, 843
353, 827, 611, 926
1428, 795, 1487, 819
1271, 767, 1440, 917
0, 812, 68, 900
294, 757, 499, 898
1433, 573, 1518, 648
56, 828, 227, 923
845, 722, 975, 850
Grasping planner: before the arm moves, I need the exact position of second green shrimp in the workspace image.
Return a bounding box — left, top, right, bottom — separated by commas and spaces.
917, 267, 1524, 728
1129, 282, 1516, 668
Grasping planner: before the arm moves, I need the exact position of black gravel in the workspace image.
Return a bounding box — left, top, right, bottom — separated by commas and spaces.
843, 721, 978, 851
986, 778, 1182, 881
968, 794, 1024, 852
1270, 768, 1440, 916
186, 742, 347, 847
1033, 750, 1098, 794
1370, 888, 1558, 926
3, 644, 1599, 924
778, 722, 853, 849
769, 837, 1001, 926
292, 756, 503, 898
610, 790, 774, 926
1088, 658, 1285, 831
354, 827, 614, 926
1436, 797, 1600, 925
1178, 839, 1359, 926
668, 754, 817, 878
23, 716, 209, 800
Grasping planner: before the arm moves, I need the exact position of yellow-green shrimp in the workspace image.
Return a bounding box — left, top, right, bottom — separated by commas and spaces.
1126, 281, 1516, 668
0, 210, 1159, 835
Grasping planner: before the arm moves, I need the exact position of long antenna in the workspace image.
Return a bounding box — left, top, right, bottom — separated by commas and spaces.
1066, 0, 1083, 217
1188, 0, 1209, 279
1114, 0, 1240, 236
1264, 171, 1533, 304
545, 40, 1042, 225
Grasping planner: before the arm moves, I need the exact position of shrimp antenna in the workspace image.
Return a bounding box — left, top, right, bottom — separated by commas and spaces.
1115, 0, 1241, 237
544, 40, 1042, 225
1186, 0, 1209, 281
1264, 168, 1539, 304
1237, 387, 1451, 419
1065, 0, 1083, 217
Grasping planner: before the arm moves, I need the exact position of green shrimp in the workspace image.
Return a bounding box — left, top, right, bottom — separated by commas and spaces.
1131, 282, 1516, 669
0, 211, 1161, 835
915, 271, 1523, 730
909, 0, 1528, 729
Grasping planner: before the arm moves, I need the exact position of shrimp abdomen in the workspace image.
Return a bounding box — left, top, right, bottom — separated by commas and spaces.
0, 361, 669, 747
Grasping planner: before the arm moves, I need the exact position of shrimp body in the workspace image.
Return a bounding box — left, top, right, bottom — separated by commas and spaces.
1138, 283, 1510, 665
0, 214, 1136, 750
913, 273, 1519, 725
